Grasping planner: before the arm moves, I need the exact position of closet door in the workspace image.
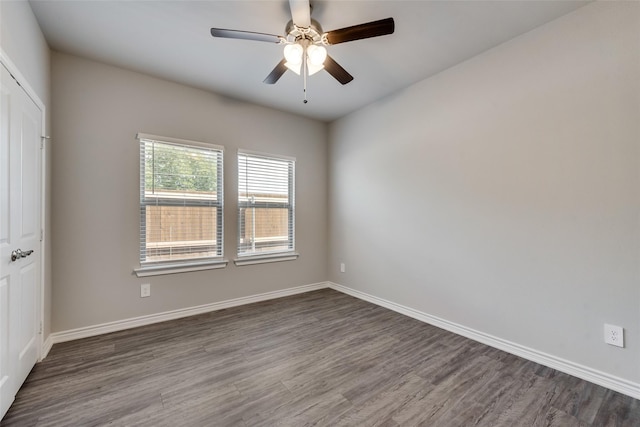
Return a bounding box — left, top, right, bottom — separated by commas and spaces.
0, 64, 42, 419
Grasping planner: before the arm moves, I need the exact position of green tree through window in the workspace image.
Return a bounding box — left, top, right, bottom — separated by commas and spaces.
145, 143, 217, 195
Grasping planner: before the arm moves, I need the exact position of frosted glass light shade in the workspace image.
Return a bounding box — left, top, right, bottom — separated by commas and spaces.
307, 45, 327, 66
307, 62, 324, 76
285, 61, 302, 75
284, 44, 304, 64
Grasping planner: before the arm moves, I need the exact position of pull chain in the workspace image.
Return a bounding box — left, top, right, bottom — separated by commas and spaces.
303, 49, 308, 104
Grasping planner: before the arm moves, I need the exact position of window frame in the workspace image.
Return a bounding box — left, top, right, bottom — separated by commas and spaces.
134, 133, 227, 277
235, 149, 298, 266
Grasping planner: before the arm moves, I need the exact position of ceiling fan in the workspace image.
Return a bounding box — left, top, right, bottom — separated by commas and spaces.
210, 0, 394, 102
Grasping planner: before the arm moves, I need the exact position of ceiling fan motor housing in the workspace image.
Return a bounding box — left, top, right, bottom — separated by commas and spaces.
285, 19, 324, 44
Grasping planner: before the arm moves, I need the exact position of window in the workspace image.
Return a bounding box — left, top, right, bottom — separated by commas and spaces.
135, 133, 225, 276
237, 150, 296, 263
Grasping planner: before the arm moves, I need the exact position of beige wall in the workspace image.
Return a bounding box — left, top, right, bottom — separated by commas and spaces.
0, 1, 49, 100
0, 1, 52, 338
328, 2, 640, 383
50, 52, 328, 331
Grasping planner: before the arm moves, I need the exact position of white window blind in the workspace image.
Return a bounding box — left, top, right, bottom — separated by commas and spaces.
238, 151, 295, 257
138, 134, 224, 265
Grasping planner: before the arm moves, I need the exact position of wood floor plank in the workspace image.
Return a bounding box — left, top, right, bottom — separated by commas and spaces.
334, 373, 433, 427
243, 389, 352, 427
1, 289, 638, 426
591, 389, 640, 427
538, 407, 590, 427
550, 374, 610, 424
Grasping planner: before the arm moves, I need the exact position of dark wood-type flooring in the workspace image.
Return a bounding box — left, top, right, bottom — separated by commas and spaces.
2, 289, 639, 426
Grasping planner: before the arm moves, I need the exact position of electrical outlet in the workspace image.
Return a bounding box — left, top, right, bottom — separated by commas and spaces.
340, 262, 346, 273
141, 283, 151, 298
604, 324, 624, 348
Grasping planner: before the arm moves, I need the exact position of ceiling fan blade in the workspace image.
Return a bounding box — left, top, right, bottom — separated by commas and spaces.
210, 28, 283, 44
324, 17, 395, 45
324, 56, 354, 85
264, 59, 288, 84
289, 0, 311, 28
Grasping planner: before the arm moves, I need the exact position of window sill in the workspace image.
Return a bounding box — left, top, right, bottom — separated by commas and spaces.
134, 259, 228, 277
234, 252, 299, 266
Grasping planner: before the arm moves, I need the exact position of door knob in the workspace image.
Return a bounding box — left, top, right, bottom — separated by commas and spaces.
10, 249, 33, 262
10, 249, 21, 262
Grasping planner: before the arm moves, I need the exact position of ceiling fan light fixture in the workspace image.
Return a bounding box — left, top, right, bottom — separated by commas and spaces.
307, 61, 324, 76
284, 61, 302, 75
307, 44, 327, 66
283, 43, 304, 65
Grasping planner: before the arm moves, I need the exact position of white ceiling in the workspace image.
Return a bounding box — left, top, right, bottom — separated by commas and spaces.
30, 0, 589, 122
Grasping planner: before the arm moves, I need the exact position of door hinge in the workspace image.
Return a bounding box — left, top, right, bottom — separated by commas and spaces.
39, 321, 43, 335
9, 72, 20, 86
40, 229, 43, 242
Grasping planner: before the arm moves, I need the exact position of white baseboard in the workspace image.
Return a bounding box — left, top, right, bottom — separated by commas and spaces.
41, 334, 53, 360
327, 282, 640, 400
49, 282, 329, 346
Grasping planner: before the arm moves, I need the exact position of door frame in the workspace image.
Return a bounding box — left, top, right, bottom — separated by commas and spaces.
0, 49, 47, 361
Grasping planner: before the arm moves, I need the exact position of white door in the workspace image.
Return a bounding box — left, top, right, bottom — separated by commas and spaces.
0, 64, 42, 418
